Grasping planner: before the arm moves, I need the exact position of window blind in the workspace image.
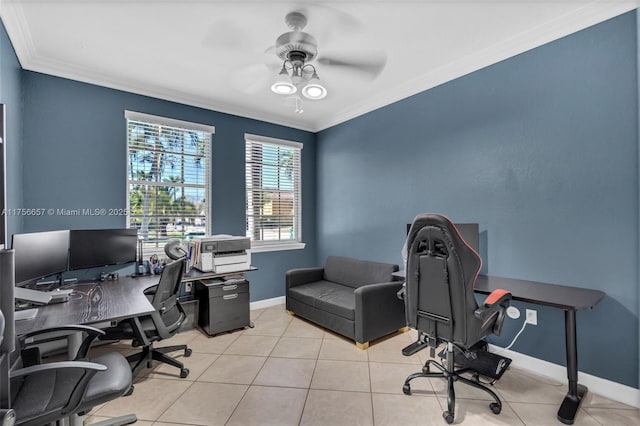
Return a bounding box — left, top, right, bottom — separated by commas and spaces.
245, 134, 302, 246
126, 111, 213, 254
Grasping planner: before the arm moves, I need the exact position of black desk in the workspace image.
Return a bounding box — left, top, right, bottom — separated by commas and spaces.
15, 275, 157, 337
474, 275, 604, 425
393, 271, 605, 425
181, 266, 258, 282
13, 275, 156, 426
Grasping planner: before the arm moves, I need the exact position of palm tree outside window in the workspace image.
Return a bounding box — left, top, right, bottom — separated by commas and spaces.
125, 111, 214, 255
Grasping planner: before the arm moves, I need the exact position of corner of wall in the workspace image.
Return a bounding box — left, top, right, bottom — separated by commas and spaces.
635, 7, 640, 392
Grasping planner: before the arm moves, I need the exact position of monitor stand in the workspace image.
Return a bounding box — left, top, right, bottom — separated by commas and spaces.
14, 287, 73, 305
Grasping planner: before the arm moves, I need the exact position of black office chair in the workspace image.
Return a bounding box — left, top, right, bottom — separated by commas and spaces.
401, 214, 512, 424
102, 259, 192, 378
0, 312, 136, 426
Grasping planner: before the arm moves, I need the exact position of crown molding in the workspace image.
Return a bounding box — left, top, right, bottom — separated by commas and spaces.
21, 54, 318, 132
2, 0, 638, 134
0, 0, 316, 132
314, 0, 640, 131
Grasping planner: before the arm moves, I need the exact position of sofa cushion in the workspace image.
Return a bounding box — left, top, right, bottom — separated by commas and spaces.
287, 281, 355, 321
323, 256, 399, 289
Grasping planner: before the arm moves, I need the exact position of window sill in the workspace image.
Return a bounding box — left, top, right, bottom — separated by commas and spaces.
251, 242, 306, 253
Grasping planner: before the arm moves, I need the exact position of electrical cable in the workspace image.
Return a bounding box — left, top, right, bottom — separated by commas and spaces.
493, 319, 528, 354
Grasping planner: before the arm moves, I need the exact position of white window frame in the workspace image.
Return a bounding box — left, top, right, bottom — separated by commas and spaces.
245, 133, 305, 253
125, 110, 214, 256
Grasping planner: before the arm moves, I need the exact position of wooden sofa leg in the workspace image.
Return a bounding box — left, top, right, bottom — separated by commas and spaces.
287, 310, 295, 316
356, 341, 369, 350
398, 326, 409, 334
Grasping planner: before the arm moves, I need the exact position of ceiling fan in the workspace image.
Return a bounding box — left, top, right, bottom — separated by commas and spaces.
265, 10, 387, 113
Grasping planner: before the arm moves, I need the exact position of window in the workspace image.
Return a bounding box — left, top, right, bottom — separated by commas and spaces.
245, 134, 303, 250
125, 111, 214, 254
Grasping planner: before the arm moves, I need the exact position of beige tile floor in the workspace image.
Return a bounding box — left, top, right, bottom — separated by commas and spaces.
85, 304, 639, 426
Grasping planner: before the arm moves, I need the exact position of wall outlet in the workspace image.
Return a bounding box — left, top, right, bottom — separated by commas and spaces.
184, 282, 193, 293
525, 309, 538, 325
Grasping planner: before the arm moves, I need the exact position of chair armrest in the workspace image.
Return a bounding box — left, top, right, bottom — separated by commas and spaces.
354, 281, 406, 343
21, 325, 105, 360
474, 289, 512, 336
286, 267, 324, 290
10, 360, 107, 379
11, 360, 108, 416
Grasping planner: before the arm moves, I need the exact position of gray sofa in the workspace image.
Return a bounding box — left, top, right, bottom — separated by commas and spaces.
285, 256, 407, 349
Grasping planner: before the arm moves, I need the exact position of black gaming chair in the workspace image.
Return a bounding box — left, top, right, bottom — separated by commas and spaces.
102, 259, 192, 378
401, 214, 512, 424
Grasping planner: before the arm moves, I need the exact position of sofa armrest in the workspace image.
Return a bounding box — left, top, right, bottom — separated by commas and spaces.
354, 281, 406, 344
286, 267, 325, 290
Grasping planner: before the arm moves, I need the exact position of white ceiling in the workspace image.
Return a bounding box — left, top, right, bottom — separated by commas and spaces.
1, 0, 638, 132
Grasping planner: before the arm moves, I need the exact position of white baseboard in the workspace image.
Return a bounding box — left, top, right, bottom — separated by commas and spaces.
250, 296, 285, 311
243, 298, 640, 408
488, 344, 640, 408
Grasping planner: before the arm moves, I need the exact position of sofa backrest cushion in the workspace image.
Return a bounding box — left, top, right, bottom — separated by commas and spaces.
323, 256, 399, 289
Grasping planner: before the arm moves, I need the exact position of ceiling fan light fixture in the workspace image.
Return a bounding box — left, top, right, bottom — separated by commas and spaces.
302, 73, 327, 100
271, 67, 297, 95
271, 81, 297, 95
302, 83, 327, 100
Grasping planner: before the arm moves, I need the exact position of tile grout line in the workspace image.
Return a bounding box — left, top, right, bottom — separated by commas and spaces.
223, 309, 284, 425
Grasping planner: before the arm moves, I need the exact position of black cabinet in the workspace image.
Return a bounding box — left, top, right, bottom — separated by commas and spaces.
195, 277, 251, 335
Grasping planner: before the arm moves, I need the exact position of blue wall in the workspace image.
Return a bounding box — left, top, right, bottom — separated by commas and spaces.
317, 13, 639, 387
3, 11, 640, 388
17, 71, 317, 302
0, 19, 23, 238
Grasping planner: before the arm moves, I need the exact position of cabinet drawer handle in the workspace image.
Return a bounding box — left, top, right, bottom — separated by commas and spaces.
222, 284, 238, 291
223, 294, 238, 300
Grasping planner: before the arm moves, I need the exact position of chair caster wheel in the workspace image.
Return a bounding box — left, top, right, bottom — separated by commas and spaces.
124, 385, 134, 397
180, 368, 189, 378
184, 348, 192, 357
443, 411, 454, 424
402, 383, 411, 395
490, 402, 501, 414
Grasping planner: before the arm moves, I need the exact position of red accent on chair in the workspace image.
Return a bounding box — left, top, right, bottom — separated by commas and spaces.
484, 289, 511, 306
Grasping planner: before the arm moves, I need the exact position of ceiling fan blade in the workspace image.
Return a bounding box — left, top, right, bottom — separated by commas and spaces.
263, 45, 281, 72
202, 19, 260, 51
295, 4, 363, 43
317, 51, 387, 78
230, 63, 274, 94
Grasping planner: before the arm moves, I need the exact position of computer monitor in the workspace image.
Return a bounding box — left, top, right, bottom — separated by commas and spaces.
12, 230, 70, 286
406, 222, 479, 253
454, 223, 480, 253
69, 228, 138, 270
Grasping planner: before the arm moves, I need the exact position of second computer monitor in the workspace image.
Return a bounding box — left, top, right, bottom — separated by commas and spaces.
69, 228, 138, 270
454, 223, 480, 253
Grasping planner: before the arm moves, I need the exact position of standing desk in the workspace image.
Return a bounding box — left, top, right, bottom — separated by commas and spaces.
474, 275, 604, 425
393, 271, 605, 425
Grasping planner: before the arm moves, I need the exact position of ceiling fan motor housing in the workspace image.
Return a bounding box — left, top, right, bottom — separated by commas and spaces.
275, 31, 318, 63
